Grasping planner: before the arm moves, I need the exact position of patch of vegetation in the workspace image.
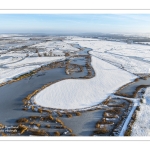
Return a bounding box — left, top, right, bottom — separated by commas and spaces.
31, 106, 35, 111
22, 107, 28, 111
45, 124, 51, 128
124, 127, 132, 136
0, 123, 4, 128
43, 109, 52, 114
67, 128, 73, 133
54, 131, 60, 136
102, 98, 110, 105
75, 112, 81, 116
29, 121, 35, 125
1, 133, 7, 136
95, 123, 101, 128
29, 129, 49, 136
38, 108, 43, 113
18, 124, 28, 134
70, 133, 76, 136
29, 116, 39, 120
49, 115, 54, 121
66, 113, 72, 118
57, 111, 63, 117
94, 126, 108, 134
136, 106, 140, 111
134, 78, 139, 82
55, 118, 64, 125
16, 118, 28, 123
35, 123, 41, 128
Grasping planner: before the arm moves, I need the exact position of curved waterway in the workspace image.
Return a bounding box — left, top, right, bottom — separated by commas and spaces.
116, 77, 150, 97
0, 46, 92, 126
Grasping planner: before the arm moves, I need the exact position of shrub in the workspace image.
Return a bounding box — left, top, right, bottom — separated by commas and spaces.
136, 106, 140, 111
18, 124, 28, 134
62, 125, 67, 129
29, 129, 48, 136
0, 123, 4, 128
95, 123, 101, 128
43, 109, 52, 114
22, 108, 28, 111
49, 115, 54, 121
67, 128, 73, 133
57, 111, 63, 117
31, 106, 35, 111
29, 116, 38, 120
38, 108, 43, 113
94, 126, 108, 134
55, 126, 64, 129
22, 99, 28, 105
134, 78, 139, 82
29, 122, 34, 125
1, 133, 7, 136
35, 123, 41, 128
112, 108, 121, 114
124, 128, 132, 136
66, 113, 72, 118
70, 133, 76, 136
55, 118, 64, 125
45, 124, 51, 128
102, 99, 110, 105
54, 131, 60, 136
142, 76, 147, 80
16, 118, 28, 123
75, 112, 81, 116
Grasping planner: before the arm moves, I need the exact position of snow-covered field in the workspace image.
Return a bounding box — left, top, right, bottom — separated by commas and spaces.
0, 57, 65, 84
30, 40, 79, 56
66, 37, 150, 74
90, 51, 150, 74
34, 56, 136, 109
0, 35, 80, 84
131, 87, 150, 136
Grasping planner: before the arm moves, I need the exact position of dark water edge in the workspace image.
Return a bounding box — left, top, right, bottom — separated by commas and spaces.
117, 77, 150, 97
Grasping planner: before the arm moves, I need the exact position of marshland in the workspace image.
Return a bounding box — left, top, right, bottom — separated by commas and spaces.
1, 35, 150, 136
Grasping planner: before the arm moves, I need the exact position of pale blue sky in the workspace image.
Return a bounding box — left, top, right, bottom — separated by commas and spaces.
0, 14, 150, 34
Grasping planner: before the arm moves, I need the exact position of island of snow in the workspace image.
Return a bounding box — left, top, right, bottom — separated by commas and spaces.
34, 56, 137, 110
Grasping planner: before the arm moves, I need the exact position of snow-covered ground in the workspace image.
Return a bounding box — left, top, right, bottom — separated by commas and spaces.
66, 37, 150, 74
34, 56, 136, 109
30, 40, 79, 54
0, 35, 80, 84
0, 57, 65, 84
90, 51, 150, 74
131, 87, 150, 136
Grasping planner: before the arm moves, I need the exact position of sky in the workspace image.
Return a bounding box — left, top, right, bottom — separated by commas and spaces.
0, 14, 150, 34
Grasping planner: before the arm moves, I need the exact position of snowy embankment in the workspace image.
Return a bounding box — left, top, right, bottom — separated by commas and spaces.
0, 57, 65, 84
34, 56, 136, 110
119, 102, 138, 136
131, 87, 150, 136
